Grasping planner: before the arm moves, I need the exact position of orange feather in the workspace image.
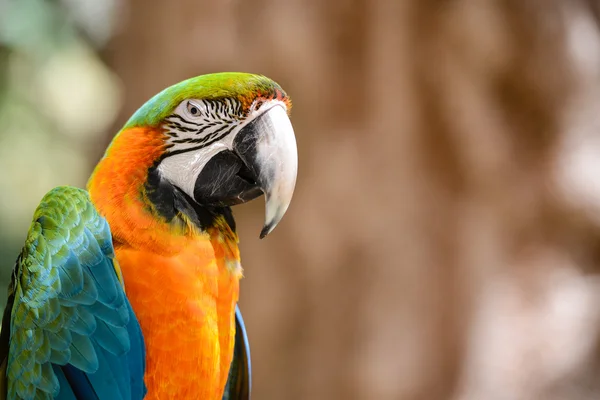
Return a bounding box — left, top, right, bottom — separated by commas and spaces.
88, 127, 242, 399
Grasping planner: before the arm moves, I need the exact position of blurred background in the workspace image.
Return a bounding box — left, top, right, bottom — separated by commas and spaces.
2, 0, 600, 399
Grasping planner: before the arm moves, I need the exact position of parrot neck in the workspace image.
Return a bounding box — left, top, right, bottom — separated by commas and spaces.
87, 126, 235, 253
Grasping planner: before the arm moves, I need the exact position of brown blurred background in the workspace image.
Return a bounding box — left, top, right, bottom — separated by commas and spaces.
2, 0, 600, 399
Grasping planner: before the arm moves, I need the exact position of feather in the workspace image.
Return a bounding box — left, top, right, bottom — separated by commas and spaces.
0, 187, 146, 399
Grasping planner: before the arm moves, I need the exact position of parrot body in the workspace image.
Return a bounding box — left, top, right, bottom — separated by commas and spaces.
0, 73, 298, 400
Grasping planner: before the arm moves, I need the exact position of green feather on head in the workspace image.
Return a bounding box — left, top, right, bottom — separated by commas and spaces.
124, 72, 290, 129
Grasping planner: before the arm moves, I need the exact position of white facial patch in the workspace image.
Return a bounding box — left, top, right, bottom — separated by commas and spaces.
157, 135, 236, 198
156, 98, 289, 199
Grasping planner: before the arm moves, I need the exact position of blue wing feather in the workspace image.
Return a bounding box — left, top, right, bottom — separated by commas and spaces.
1, 186, 146, 400
222, 305, 251, 400
53, 367, 77, 400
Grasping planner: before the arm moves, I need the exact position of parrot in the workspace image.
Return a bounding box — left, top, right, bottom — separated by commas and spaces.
0, 72, 298, 400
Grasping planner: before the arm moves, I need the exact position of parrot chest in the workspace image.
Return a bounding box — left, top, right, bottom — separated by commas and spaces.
115, 234, 242, 400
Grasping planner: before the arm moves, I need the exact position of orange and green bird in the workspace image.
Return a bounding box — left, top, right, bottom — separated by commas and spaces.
0, 72, 298, 400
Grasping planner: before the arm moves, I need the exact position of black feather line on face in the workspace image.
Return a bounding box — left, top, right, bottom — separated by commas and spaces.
167, 122, 196, 133
169, 124, 212, 141
164, 128, 179, 137
159, 123, 237, 160
167, 114, 203, 127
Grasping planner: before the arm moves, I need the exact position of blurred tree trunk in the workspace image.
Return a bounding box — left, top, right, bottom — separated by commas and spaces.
102, 1, 600, 399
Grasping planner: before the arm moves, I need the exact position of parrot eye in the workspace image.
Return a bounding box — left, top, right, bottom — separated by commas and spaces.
186, 101, 202, 117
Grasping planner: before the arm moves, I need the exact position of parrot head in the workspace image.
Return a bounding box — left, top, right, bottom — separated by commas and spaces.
117, 72, 298, 238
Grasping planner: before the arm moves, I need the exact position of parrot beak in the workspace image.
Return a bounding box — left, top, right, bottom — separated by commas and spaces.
233, 104, 298, 238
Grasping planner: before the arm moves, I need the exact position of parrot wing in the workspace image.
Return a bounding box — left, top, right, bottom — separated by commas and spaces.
0, 186, 146, 400
222, 306, 251, 400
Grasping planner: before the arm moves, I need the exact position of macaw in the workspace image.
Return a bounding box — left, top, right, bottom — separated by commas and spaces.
0, 72, 298, 400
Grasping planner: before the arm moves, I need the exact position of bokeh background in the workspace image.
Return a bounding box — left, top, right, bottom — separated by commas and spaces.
2, 1, 600, 399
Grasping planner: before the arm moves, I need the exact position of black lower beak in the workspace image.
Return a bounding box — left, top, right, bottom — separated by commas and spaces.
192, 150, 262, 206
192, 105, 297, 237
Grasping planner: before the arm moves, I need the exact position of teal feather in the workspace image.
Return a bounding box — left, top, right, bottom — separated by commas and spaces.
58, 252, 84, 297
47, 330, 71, 352
52, 367, 76, 400
68, 333, 97, 373
93, 321, 129, 356
88, 301, 129, 326
49, 347, 70, 365
69, 308, 96, 336
86, 350, 125, 400
37, 363, 58, 394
